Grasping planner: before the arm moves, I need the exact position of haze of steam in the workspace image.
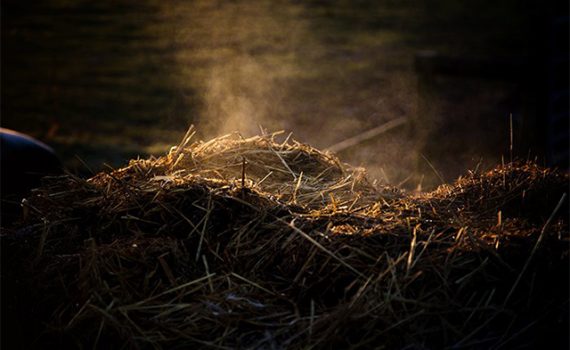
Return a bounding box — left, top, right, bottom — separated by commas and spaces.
171, 1, 313, 138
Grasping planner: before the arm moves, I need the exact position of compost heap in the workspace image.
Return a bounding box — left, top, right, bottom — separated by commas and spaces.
2, 131, 568, 349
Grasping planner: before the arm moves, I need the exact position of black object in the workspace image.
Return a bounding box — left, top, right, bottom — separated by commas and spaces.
0, 128, 63, 225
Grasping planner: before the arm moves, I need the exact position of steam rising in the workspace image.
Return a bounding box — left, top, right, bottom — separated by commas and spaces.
202, 55, 281, 136
170, 0, 313, 138
165, 0, 421, 186
166, 0, 514, 190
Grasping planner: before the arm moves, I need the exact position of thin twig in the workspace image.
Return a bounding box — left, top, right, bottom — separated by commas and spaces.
326, 117, 408, 153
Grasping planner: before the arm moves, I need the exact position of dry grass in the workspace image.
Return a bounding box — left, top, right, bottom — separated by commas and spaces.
2, 130, 568, 349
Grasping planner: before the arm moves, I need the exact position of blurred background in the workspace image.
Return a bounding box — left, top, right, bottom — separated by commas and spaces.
2, 0, 568, 190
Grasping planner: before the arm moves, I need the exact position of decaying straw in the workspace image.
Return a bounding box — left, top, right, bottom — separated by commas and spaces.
2, 130, 568, 349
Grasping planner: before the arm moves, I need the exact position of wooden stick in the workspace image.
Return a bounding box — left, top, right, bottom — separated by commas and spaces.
241, 156, 246, 189
326, 117, 408, 153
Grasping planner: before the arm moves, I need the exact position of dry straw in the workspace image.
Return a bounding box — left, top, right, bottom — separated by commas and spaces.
2, 129, 568, 349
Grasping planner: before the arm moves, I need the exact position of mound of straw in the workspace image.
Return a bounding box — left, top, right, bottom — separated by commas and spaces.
2, 130, 568, 349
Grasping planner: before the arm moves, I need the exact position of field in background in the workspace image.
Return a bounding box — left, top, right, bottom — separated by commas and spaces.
1, 0, 538, 188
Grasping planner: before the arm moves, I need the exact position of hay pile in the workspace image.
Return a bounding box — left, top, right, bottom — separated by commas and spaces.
2, 131, 568, 349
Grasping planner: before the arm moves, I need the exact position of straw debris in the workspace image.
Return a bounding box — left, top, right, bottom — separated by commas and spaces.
2, 131, 568, 349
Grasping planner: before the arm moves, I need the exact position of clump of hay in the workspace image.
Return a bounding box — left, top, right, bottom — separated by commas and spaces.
2, 130, 568, 349
157, 129, 386, 207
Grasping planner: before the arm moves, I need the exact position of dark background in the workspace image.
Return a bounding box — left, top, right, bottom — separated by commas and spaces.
2, 0, 568, 189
